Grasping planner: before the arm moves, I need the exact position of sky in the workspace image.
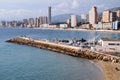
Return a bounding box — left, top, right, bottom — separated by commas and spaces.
0, 0, 120, 20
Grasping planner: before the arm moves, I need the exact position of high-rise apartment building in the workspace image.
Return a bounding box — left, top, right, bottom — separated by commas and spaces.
23, 19, 28, 24
116, 10, 120, 20
110, 12, 117, 22
81, 14, 89, 23
66, 19, 71, 28
35, 18, 39, 27
102, 10, 120, 22
43, 16, 48, 24
48, 6, 51, 24
102, 11, 111, 22
89, 6, 98, 25
29, 18, 34, 27
71, 15, 77, 27
23, 19, 28, 27
39, 17, 43, 26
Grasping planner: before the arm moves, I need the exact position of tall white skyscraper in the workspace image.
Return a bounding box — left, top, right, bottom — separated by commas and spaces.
71, 15, 77, 27
89, 6, 98, 25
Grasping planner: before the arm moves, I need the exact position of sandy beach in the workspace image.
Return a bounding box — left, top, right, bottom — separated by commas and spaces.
34, 28, 120, 33
67, 29, 120, 33
97, 61, 120, 80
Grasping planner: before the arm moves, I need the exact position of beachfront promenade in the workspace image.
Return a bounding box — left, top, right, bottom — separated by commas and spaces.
6, 37, 120, 63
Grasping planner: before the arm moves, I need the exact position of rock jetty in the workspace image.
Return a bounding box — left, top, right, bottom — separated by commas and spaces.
6, 37, 120, 63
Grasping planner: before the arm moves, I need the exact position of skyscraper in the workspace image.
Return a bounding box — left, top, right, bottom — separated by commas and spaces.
39, 17, 43, 26
29, 18, 34, 27
23, 19, 28, 27
81, 14, 89, 23
35, 18, 39, 27
116, 10, 120, 20
110, 12, 117, 22
48, 6, 51, 24
102, 11, 111, 22
89, 6, 98, 25
71, 15, 77, 27
43, 16, 48, 24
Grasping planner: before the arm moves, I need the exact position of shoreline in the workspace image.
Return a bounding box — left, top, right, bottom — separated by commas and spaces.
97, 60, 120, 80
1, 27, 120, 33
33, 28, 120, 33
6, 37, 120, 80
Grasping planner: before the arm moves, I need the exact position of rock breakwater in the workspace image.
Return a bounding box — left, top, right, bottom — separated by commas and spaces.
6, 37, 120, 63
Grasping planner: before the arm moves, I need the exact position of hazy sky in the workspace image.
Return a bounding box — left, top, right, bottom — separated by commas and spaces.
0, 0, 120, 20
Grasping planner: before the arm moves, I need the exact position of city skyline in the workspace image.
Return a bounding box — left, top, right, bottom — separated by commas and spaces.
0, 0, 120, 20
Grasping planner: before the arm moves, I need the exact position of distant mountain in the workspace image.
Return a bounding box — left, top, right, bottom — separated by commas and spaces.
105, 7, 120, 11
52, 14, 81, 23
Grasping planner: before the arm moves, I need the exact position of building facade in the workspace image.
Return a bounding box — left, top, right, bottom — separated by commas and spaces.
48, 6, 51, 24
89, 6, 98, 25
112, 21, 120, 30
110, 12, 117, 22
91, 38, 120, 53
43, 16, 48, 24
29, 18, 34, 27
34, 18, 39, 27
71, 15, 77, 27
81, 14, 89, 23
39, 17, 43, 27
116, 10, 120, 20
102, 11, 111, 22
23, 19, 28, 27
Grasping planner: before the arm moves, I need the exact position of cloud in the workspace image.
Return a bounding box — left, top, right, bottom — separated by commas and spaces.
53, 0, 80, 15
52, 2, 70, 15
97, 4, 108, 12
71, 0, 79, 9
55, 2, 69, 9
0, 0, 45, 3
0, 9, 46, 20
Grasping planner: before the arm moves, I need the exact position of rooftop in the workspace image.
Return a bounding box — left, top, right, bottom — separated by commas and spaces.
101, 37, 120, 41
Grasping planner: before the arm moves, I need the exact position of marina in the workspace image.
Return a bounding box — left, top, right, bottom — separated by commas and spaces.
6, 36, 120, 63
49, 37, 120, 56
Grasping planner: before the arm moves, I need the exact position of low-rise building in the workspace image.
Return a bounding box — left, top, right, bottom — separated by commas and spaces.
59, 24, 67, 29
112, 21, 120, 30
102, 22, 112, 30
91, 37, 120, 53
80, 24, 93, 29
93, 22, 102, 29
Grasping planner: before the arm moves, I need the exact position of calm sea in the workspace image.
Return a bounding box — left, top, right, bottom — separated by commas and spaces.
0, 28, 120, 80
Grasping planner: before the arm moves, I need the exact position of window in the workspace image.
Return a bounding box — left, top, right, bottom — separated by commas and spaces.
108, 43, 115, 45
108, 43, 120, 46
117, 44, 120, 45
109, 48, 115, 50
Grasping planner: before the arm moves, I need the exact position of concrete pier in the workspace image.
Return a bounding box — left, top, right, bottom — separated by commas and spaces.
6, 37, 120, 63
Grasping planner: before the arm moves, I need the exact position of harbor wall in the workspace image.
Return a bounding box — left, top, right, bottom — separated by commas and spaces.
6, 37, 120, 63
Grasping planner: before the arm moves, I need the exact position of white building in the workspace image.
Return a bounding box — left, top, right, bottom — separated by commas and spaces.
89, 6, 98, 26
60, 24, 67, 29
93, 22, 102, 29
81, 14, 89, 23
91, 37, 120, 53
71, 15, 77, 27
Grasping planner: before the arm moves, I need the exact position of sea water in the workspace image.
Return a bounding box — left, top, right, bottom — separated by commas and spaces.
0, 28, 120, 80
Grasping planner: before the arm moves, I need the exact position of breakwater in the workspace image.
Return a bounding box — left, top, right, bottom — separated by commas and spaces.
6, 37, 120, 63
